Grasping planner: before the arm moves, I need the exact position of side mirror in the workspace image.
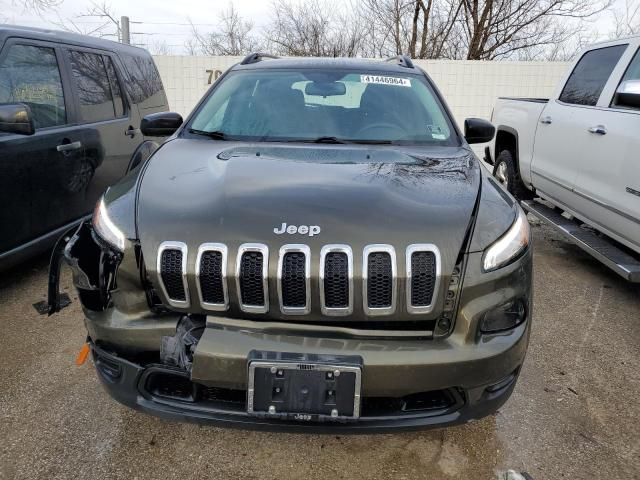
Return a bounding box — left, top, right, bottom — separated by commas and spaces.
464, 118, 495, 144
614, 80, 640, 109
0, 103, 35, 135
140, 111, 183, 137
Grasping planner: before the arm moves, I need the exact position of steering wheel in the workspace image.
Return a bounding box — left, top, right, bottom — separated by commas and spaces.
355, 121, 406, 139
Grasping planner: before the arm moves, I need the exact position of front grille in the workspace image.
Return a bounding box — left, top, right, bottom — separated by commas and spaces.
198, 250, 225, 305
239, 252, 265, 306
410, 251, 436, 306
367, 252, 393, 309
158, 244, 187, 305
324, 252, 349, 308
281, 252, 306, 307
157, 242, 440, 320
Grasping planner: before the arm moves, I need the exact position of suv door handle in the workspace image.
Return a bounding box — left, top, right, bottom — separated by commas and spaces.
56, 141, 82, 152
539, 116, 553, 125
588, 125, 607, 135
125, 126, 141, 138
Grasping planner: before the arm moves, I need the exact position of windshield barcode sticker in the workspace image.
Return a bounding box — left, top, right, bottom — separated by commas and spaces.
360, 75, 411, 87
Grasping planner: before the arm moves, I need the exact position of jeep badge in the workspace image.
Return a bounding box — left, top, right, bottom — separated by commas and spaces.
273, 223, 321, 237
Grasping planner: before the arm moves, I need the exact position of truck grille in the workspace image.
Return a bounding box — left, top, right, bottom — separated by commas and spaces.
156, 242, 441, 318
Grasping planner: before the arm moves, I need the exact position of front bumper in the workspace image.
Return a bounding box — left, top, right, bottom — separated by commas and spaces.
89, 316, 528, 433
58, 221, 532, 432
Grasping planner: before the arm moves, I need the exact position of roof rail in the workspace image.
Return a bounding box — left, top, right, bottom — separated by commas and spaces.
240, 52, 279, 65
385, 55, 414, 69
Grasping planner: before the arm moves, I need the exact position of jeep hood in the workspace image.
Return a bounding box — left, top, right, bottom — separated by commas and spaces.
137, 140, 480, 275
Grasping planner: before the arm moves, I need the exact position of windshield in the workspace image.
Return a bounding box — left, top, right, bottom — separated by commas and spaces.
188, 69, 458, 145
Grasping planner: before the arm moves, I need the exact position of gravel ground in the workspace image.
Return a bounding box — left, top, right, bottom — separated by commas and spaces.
0, 223, 638, 480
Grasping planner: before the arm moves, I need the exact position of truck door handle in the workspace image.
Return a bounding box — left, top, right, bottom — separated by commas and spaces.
125, 126, 141, 138
588, 125, 607, 135
540, 116, 552, 125
56, 140, 82, 152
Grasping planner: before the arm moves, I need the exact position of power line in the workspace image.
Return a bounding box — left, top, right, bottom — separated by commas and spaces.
131, 20, 218, 26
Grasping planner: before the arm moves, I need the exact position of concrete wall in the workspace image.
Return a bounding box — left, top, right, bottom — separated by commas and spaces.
152, 55, 570, 127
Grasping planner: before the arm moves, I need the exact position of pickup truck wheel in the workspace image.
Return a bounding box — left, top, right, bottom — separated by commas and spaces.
493, 150, 533, 200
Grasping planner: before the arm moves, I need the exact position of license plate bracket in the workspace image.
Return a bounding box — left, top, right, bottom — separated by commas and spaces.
247, 353, 362, 422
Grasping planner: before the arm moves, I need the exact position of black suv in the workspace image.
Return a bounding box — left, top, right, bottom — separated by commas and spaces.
51, 53, 532, 432
0, 26, 169, 269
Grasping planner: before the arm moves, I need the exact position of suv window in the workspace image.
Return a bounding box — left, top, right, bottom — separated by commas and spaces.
104, 55, 126, 117
68, 50, 116, 123
119, 53, 164, 107
0, 44, 66, 129
189, 70, 456, 146
559, 45, 627, 106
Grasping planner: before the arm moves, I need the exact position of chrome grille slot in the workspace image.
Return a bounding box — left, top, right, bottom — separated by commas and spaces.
363, 245, 397, 316
320, 245, 353, 316
236, 243, 269, 313
157, 241, 189, 308
278, 244, 310, 314
406, 244, 441, 314
196, 243, 228, 311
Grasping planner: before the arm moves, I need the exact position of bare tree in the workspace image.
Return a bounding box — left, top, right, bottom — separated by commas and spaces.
611, 0, 640, 37
1, 0, 61, 21
360, 0, 461, 58
14, 0, 62, 14
189, 3, 261, 56
266, 0, 365, 57
457, 0, 613, 60
184, 37, 199, 56
147, 39, 171, 55
53, 1, 122, 40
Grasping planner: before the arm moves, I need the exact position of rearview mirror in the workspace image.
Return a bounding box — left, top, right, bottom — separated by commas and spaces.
305, 82, 346, 97
140, 111, 183, 137
0, 103, 35, 135
464, 118, 495, 144
615, 80, 640, 109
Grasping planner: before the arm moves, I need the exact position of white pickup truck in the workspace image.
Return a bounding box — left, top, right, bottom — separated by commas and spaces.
487, 37, 640, 282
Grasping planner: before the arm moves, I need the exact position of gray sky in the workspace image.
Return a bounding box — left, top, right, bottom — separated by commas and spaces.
2, 0, 273, 52
0, 0, 627, 55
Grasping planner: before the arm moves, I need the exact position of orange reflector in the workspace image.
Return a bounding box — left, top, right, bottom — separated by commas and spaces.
76, 343, 90, 366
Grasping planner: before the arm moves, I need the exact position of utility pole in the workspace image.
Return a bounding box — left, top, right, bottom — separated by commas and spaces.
121, 16, 130, 44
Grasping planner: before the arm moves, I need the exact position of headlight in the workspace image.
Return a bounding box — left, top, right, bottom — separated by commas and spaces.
92, 197, 125, 251
482, 208, 530, 271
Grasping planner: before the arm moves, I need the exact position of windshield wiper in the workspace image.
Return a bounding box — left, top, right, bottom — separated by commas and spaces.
308, 136, 348, 144
350, 139, 394, 145
188, 129, 228, 140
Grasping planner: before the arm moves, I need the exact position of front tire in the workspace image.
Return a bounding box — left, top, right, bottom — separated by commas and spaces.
493, 150, 533, 200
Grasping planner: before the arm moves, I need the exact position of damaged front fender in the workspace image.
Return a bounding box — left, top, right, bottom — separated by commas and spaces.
47, 221, 123, 315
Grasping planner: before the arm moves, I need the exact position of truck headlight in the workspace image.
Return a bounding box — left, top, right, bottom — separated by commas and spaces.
482, 208, 530, 272
92, 197, 125, 252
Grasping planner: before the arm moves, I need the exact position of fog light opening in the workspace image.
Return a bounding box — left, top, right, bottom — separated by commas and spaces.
95, 354, 122, 382
486, 369, 519, 393
481, 299, 527, 333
